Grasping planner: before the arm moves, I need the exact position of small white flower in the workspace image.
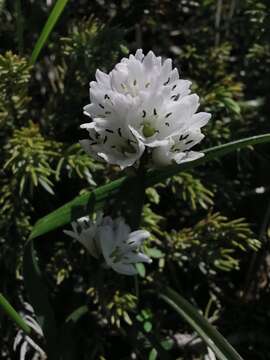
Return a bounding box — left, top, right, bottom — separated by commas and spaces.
64, 214, 152, 275
81, 49, 211, 168
13, 303, 47, 360
98, 217, 152, 275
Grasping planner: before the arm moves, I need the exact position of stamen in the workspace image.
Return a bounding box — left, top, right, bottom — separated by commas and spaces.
171, 94, 180, 101
165, 112, 172, 118
99, 103, 105, 109
172, 84, 177, 90
104, 94, 110, 100
118, 128, 122, 137
165, 122, 170, 127
163, 77, 170, 86
185, 140, 193, 145
145, 82, 150, 88
153, 108, 157, 116
103, 136, 108, 144
179, 134, 189, 141
133, 79, 137, 86
105, 129, 114, 133
105, 111, 111, 114
111, 145, 116, 149
142, 110, 146, 118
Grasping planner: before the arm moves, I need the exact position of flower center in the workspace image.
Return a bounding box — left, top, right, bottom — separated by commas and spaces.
110, 247, 124, 263
142, 122, 156, 138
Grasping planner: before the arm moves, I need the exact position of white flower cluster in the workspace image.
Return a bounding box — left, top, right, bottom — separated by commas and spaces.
13, 303, 47, 360
81, 49, 211, 169
64, 214, 151, 275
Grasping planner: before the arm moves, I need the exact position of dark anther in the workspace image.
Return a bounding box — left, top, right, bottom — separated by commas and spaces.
105, 129, 114, 133
103, 136, 108, 144
133, 79, 137, 86
172, 85, 177, 90
153, 108, 157, 116
165, 112, 172, 118
163, 77, 170, 86
99, 103, 105, 109
105, 111, 111, 115
118, 128, 122, 137
185, 140, 193, 145
171, 94, 180, 101
142, 110, 146, 118
165, 122, 170, 127
111, 145, 116, 149
104, 94, 110, 100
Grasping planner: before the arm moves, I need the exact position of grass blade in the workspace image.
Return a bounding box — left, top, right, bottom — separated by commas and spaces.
0, 293, 31, 334
29, 133, 270, 239
30, 0, 69, 65
159, 287, 243, 360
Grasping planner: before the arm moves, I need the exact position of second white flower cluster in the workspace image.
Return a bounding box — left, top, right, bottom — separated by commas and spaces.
80, 49, 211, 169
64, 213, 152, 275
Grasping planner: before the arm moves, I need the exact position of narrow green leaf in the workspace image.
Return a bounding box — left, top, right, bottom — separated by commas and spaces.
30, 0, 69, 65
65, 305, 88, 324
29, 177, 126, 239
0, 293, 31, 334
29, 133, 270, 239
146, 133, 270, 186
23, 242, 59, 359
159, 287, 243, 360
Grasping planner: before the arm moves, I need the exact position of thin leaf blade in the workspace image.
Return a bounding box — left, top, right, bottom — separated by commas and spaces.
159, 287, 243, 360
0, 293, 31, 334
29, 133, 270, 239
30, 0, 69, 65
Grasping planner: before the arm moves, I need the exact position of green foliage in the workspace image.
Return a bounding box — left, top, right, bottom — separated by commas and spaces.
0, 51, 31, 130
107, 291, 137, 327
60, 19, 125, 86
167, 213, 260, 273
170, 172, 214, 210
0, 180, 31, 241
4, 122, 61, 195
56, 143, 103, 185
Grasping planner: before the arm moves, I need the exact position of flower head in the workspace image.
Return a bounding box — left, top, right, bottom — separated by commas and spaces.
81, 49, 210, 168
13, 303, 47, 360
64, 213, 152, 275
